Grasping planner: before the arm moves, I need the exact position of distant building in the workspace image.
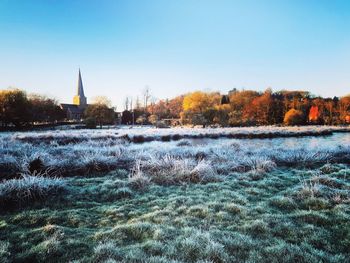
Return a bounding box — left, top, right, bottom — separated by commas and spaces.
60, 69, 88, 120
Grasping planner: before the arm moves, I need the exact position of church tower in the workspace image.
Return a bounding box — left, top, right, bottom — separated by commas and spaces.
73, 69, 87, 108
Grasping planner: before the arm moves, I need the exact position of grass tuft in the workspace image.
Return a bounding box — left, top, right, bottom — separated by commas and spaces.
128, 160, 151, 190
0, 241, 11, 263
93, 241, 122, 262
0, 173, 66, 209
132, 155, 222, 185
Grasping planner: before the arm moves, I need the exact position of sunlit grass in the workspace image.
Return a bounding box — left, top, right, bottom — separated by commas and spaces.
0, 164, 349, 262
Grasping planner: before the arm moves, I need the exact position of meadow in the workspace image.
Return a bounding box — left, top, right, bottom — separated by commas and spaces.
0, 126, 349, 263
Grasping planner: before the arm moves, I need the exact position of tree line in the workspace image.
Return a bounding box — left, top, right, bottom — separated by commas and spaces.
0, 89, 66, 128
1, 88, 349, 129
122, 88, 350, 126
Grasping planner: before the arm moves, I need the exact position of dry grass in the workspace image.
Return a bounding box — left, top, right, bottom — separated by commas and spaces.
130, 155, 222, 186
0, 173, 66, 208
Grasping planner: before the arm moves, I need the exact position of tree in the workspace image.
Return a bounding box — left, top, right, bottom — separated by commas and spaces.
309, 105, 321, 123
148, 114, 158, 125
166, 95, 184, 118
0, 89, 30, 128
135, 96, 142, 110
283, 109, 305, 126
183, 91, 219, 113
212, 104, 230, 126
243, 89, 274, 125
84, 97, 115, 128
221, 95, 230, 105
28, 94, 65, 123
136, 115, 147, 125
148, 100, 168, 119
181, 111, 207, 126
124, 97, 131, 111
182, 91, 220, 125
143, 87, 151, 109
92, 96, 112, 107
229, 90, 260, 125
339, 95, 350, 124
121, 110, 132, 125
84, 117, 97, 129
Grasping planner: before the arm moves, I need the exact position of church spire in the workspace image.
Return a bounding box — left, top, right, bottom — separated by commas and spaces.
77, 68, 85, 97
73, 68, 87, 107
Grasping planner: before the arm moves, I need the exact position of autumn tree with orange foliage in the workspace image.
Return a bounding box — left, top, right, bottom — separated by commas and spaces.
309, 105, 320, 123
284, 109, 305, 126
147, 96, 184, 120
242, 89, 276, 125
182, 91, 221, 125
228, 90, 259, 126
339, 95, 350, 124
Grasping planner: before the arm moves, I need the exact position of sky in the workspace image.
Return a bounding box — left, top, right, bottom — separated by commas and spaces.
0, 0, 350, 109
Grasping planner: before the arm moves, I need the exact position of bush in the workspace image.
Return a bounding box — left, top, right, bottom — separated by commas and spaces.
148, 115, 158, 125
84, 117, 97, 129
155, 121, 169, 128
283, 109, 305, 126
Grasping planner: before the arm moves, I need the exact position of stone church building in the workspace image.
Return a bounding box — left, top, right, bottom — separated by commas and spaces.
60, 69, 88, 120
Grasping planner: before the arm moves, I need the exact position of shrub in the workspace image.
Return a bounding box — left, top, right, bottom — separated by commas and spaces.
148, 115, 158, 125
155, 121, 169, 128
283, 109, 305, 126
84, 117, 97, 129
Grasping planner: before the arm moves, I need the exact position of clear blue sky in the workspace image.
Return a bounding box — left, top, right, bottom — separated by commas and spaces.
0, 0, 349, 109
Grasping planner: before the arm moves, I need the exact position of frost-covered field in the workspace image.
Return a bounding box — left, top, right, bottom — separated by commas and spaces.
0, 127, 349, 262
8, 125, 350, 143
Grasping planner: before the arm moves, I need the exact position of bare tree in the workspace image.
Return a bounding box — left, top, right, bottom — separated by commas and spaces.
124, 97, 129, 111
135, 96, 141, 110
143, 86, 151, 110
